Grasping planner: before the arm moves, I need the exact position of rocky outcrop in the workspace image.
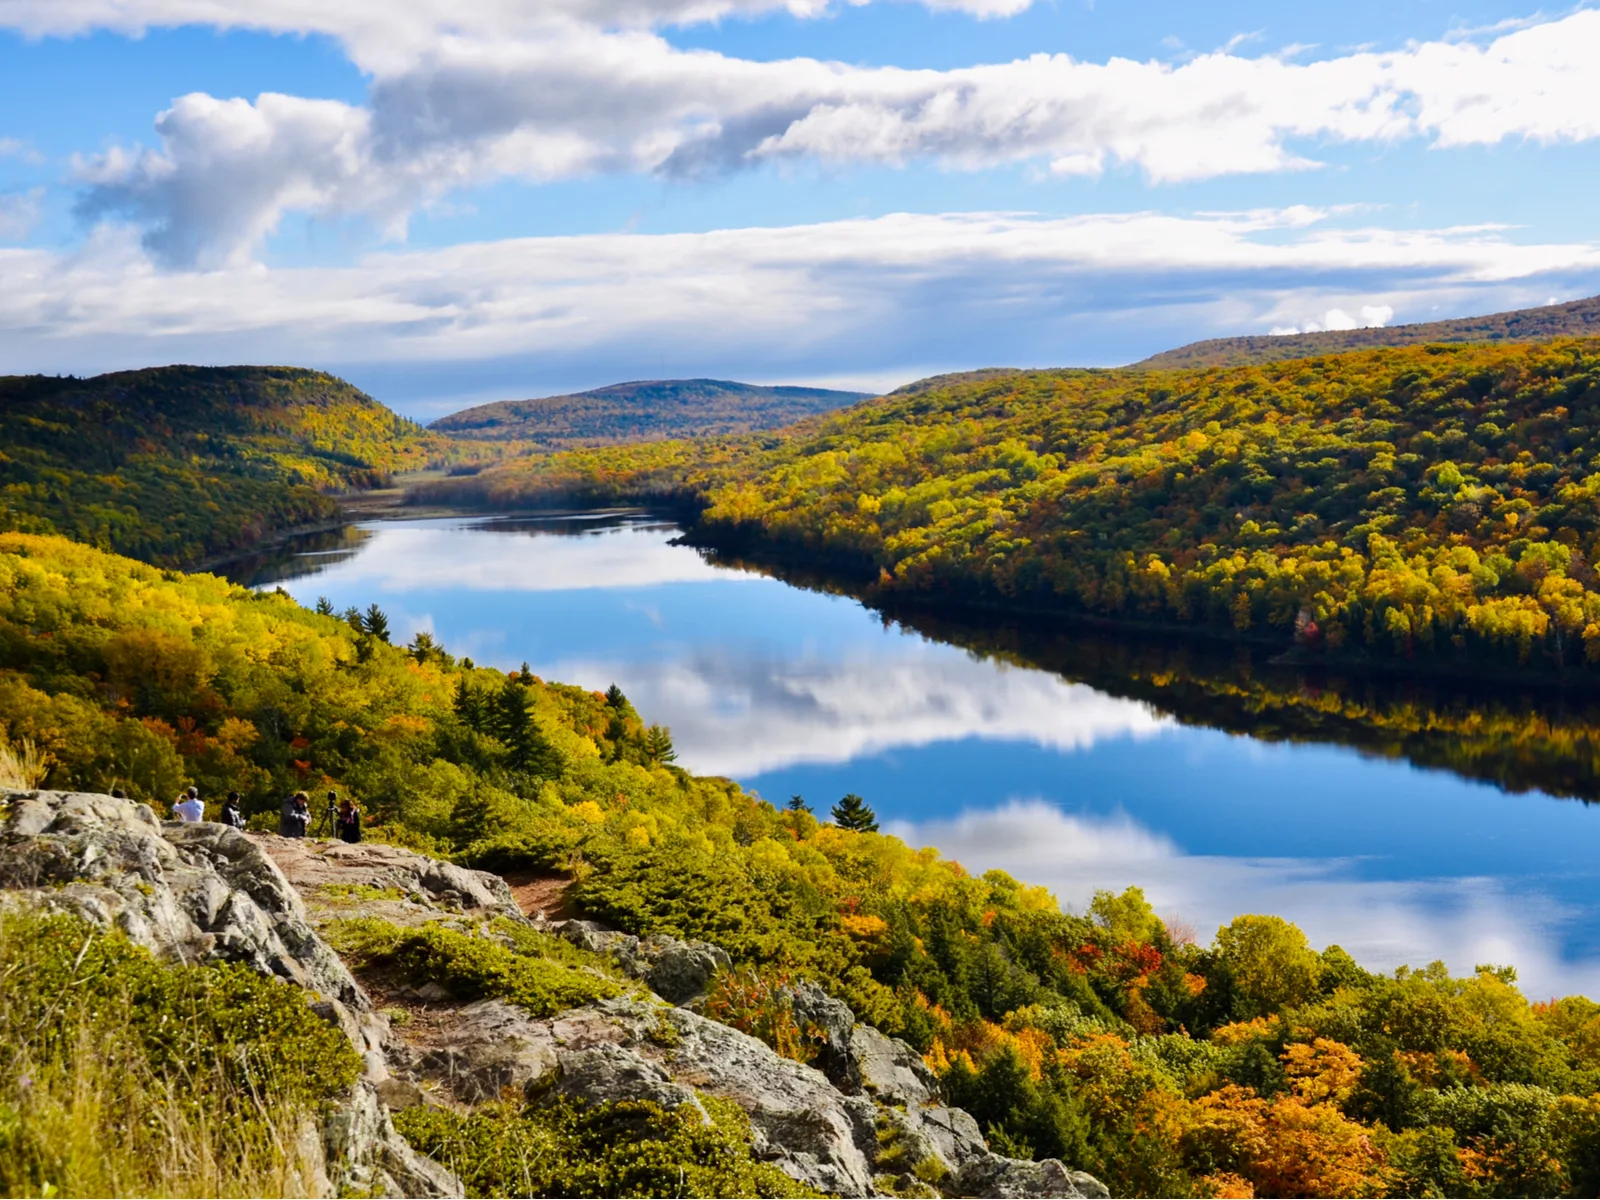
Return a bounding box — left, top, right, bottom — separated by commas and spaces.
392, 990, 1108, 1199
1, 790, 1108, 1199
1, 790, 362, 1007
0, 790, 462, 1199
258, 836, 521, 918
395, 993, 878, 1196
557, 919, 732, 1004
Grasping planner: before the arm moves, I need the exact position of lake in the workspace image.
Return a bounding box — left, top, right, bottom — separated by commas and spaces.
234, 510, 1600, 999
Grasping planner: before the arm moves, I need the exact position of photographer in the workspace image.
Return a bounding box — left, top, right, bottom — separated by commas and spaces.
336, 796, 363, 844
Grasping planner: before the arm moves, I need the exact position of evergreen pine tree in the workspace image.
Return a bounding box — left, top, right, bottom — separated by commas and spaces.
831, 793, 878, 832
643, 725, 677, 764
605, 683, 628, 708
315, 596, 335, 616
362, 604, 391, 643
496, 678, 565, 779
787, 795, 812, 814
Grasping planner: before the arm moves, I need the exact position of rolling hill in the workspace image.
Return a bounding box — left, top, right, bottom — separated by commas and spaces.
1135, 293, 1600, 369
418, 336, 1600, 681
0, 365, 469, 566
429, 378, 873, 448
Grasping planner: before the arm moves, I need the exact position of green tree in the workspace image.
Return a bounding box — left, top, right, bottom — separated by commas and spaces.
1214, 914, 1325, 1019
830, 793, 878, 832
787, 794, 812, 813
495, 678, 564, 780
362, 604, 391, 643
643, 724, 677, 765
314, 596, 335, 616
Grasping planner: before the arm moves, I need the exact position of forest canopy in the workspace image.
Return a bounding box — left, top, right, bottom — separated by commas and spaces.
421, 338, 1600, 681
2, 532, 1599, 1197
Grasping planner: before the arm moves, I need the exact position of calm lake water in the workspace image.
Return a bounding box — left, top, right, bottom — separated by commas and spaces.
235, 511, 1600, 999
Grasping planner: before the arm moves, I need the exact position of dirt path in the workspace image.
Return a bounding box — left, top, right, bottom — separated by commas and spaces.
501, 870, 576, 920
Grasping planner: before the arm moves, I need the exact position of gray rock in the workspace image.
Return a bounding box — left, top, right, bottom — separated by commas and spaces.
541, 1042, 708, 1118
557, 920, 730, 1004
401, 999, 561, 1103
1, 791, 361, 1006
786, 979, 859, 1088
954, 1154, 1110, 1199
255, 836, 521, 917
850, 1024, 939, 1108
324, 1082, 464, 1198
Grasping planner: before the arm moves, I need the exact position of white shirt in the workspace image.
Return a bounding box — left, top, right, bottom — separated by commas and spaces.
174, 797, 205, 823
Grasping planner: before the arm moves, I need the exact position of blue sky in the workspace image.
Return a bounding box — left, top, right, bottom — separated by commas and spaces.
1, 0, 1598, 417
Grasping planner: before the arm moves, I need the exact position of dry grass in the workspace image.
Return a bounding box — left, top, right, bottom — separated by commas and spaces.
0, 912, 353, 1198
0, 734, 51, 790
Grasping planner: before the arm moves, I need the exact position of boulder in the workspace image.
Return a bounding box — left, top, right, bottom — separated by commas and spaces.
557, 920, 731, 1004
324, 1082, 465, 1198
256, 836, 521, 917
398, 999, 561, 1103
954, 1154, 1111, 1199
849, 1024, 939, 1108
1, 791, 361, 1006
392, 990, 877, 1197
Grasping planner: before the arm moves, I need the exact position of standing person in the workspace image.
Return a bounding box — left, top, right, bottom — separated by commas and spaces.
220, 791, 247, 831
336, 797, 363, 844
279, 792, 311, 838
173, 786, 204, 823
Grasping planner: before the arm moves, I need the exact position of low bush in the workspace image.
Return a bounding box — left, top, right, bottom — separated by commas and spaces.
394, 1095, 816, 1198
325, 917, 620, 1016
0, 908, 361, 1197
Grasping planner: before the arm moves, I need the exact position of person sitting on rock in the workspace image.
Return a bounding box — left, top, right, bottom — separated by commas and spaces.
279, 791, 311, 838
336, 796, 363, 844
220, 791, 247, 831
172, 787, 204, 823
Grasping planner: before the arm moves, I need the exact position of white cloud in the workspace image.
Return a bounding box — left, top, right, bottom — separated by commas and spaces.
76, 93, 377, 268
544, 650, 1168, 776
2, 208, 1596, 392
0, 187, 42, 240
48, 9, 1600, 266
1275, 299, 1401, 336
0, 0, 1018, 69
892, 800, 1600, 999
310, 516, 761, 592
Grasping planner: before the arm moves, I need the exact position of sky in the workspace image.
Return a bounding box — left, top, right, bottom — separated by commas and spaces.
2, 1, 1599, 418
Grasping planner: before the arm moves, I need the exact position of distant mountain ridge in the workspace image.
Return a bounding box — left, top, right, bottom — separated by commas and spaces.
1134, 293, 1600, 370
430, 378, 873, 448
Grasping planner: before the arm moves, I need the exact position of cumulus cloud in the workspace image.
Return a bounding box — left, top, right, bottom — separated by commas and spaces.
54, 9, 1600, 266
1271, 301, 1397, 336
1, 207, 1596, 398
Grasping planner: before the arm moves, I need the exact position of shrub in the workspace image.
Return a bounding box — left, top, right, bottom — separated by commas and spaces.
325, 917, 620, 1017
394, 1096, 817, 1198
0, 908, 361, 1197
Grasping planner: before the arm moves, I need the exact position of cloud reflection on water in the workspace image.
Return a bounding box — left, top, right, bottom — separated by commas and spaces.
536, 648, 1170, 777
330, 519, 759, 592
888, 800, 1600, 1000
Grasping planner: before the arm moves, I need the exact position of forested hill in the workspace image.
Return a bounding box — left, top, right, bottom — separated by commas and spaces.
1136, 293, 1600, 369
430, 378, 872, 448
417, 337, 1600, 682
0, 365, 462, 567
6, 531, 1600, 1198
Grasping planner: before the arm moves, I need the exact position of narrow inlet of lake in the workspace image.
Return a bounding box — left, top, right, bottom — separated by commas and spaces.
234, 511, 1600, 999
